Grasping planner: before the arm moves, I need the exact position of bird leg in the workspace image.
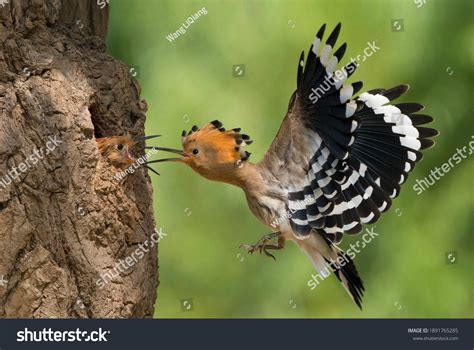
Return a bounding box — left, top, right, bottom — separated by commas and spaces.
240, 232, 285, 260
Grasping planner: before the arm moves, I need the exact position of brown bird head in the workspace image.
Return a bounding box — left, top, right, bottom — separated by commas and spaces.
96, 134, 162, 176
150, 120, 253, 184
96, 136, 137, 169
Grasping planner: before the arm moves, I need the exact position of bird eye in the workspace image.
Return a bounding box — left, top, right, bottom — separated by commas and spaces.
117, 144, 124, 151
192, 148, 199, 155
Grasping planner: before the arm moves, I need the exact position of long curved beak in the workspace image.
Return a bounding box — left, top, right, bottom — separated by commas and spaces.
146, 147, 184, 164
146, 146, 183, 155
137, 136, 183, 176
135, 134, 161, 142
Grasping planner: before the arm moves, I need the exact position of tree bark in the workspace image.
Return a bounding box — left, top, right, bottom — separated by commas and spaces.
0, 0, 158, 318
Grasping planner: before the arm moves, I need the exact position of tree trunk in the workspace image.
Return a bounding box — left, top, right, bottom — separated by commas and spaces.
0, 0, 158, 318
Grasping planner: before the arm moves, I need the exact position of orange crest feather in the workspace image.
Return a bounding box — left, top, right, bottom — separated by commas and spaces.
182, 120, 252, 163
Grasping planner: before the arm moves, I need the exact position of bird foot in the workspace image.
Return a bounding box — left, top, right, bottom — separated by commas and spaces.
239, 232, 283, 260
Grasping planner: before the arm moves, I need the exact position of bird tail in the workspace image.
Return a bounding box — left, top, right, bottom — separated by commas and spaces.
297, 233, 365, 309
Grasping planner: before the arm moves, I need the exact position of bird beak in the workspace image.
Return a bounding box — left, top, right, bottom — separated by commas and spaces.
145, 147, 185, 164
134, 134, 161, 142
137, 135, 183, 175
124, 150, 133, 161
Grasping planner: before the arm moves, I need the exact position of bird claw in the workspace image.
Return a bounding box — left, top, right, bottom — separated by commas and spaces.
263, 248, 276, 261
239, 232, 280, 260
239, 243, 264, 255
239, 244, 256, 254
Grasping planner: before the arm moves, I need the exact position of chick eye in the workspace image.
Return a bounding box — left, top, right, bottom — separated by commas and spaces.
192, 148, 199, 155
116, 144, 124, 151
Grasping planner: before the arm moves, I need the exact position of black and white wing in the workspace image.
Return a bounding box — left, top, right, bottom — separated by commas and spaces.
261, 23, 438, 243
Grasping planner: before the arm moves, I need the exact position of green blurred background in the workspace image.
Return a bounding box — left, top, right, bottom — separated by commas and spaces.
107, 0, 473, 318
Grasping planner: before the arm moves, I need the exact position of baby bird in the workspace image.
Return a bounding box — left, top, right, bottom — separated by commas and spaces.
96, 136, 137, 169
96, 134, 161, 175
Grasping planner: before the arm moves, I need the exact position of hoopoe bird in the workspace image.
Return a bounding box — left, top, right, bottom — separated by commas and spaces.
125, 24, 438, 308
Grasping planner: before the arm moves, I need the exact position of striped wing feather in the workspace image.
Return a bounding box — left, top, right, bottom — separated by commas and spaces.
262, 23, 438, 243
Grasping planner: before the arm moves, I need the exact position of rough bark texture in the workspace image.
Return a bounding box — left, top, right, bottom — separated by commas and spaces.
0, 0, 158, 318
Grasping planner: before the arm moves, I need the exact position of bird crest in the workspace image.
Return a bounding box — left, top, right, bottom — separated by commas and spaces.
181, 120, 252, 165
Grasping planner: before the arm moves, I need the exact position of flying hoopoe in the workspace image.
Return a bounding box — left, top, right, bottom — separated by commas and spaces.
115, 23, 438, 308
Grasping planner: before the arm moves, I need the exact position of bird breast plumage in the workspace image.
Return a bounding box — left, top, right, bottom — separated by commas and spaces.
243, 186, 294, 237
